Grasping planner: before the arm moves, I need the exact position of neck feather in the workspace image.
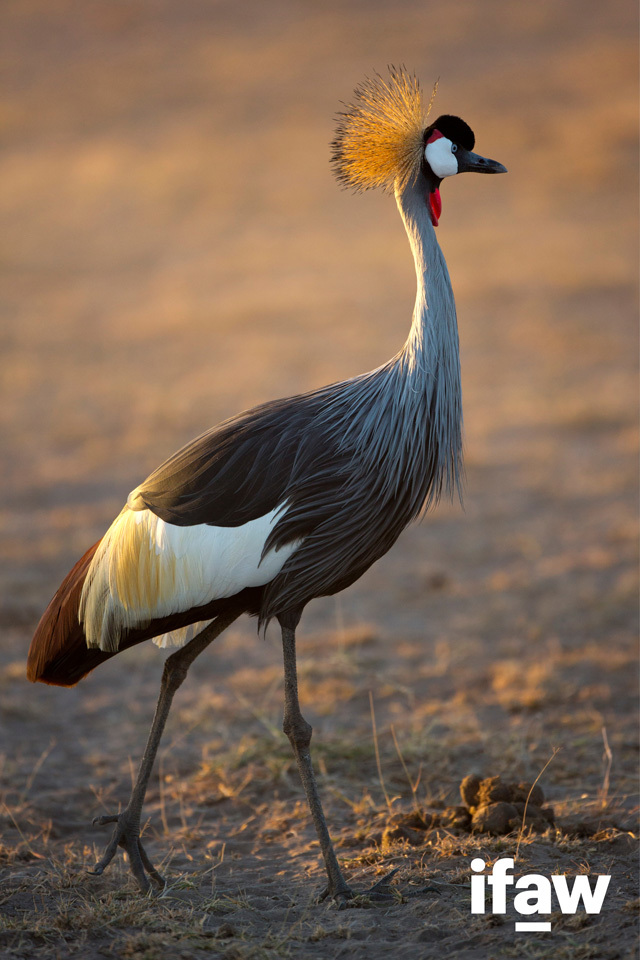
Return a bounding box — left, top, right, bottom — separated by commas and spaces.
327, 176, 463, 514
393, 177, 464, 505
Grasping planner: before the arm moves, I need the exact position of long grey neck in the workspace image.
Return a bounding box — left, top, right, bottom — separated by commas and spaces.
396, 179, 457, 370
394, 177, 464, 503
329, 176, 463, 511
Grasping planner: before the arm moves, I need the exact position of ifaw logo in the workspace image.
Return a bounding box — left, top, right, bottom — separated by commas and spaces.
470, 857, 611, 932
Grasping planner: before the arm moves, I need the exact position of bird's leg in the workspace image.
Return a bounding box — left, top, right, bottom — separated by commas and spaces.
279, 612, 353, 904
90, 606, 243, 893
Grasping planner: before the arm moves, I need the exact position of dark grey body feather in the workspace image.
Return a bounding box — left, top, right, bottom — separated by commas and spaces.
130, 173, 463, 626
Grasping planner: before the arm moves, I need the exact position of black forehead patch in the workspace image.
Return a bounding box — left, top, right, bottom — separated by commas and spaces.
425, 115, 475, 151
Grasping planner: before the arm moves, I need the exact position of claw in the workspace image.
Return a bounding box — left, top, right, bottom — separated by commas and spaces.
318, 883, 354, 905
335, 892, 354, 910
318, 867, 399, 907
137, 839, 167, 889
90, 811, 165, 893
367, 867, 399, 901
92, 814, 120, 826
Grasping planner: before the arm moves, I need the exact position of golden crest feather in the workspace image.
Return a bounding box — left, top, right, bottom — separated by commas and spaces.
331, 66, 436, 193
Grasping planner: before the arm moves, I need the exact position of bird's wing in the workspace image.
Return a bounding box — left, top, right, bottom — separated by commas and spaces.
124, 378, 423, 628
129, 393, 328, 527
31, 381, 389, 671
78, 389, 354, 651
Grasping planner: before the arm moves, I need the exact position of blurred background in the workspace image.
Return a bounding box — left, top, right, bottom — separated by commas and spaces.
2, 0, 637, 580
0, 0, 637, 941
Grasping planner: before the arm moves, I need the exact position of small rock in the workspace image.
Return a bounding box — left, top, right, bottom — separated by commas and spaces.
383, 823, 426, 846
477, 776, 511, 806
509, 781, 545, 807
541, 805, 555, 824
383, 810, 433, 845
438, 805, 472, 831
513, 802, 542, 820
507, 803, 549, 832
404, 810, 433, 830
472, 802, 519, 835
388, 811, 432, 831
460, 774, 481, 809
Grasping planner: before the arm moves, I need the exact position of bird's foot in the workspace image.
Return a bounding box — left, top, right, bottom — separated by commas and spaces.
88, 810, 166, 894
319, 868, 399, 908
318, 880, 354, 907
365, 867, 400, 902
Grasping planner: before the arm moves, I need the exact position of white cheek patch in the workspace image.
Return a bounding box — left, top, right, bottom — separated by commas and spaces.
424, 136, 458, 179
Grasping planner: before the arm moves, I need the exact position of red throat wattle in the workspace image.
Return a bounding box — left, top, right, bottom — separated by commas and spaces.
429, 188, 442, 227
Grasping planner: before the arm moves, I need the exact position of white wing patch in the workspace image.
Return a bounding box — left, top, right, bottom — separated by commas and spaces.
79, 504, 299, 652
153, 618, 214, 650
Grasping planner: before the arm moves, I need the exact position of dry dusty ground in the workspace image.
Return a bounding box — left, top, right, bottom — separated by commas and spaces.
0, 1, 638, 958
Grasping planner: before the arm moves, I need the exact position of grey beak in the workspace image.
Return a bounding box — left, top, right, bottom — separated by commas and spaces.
456, 147, 507, 174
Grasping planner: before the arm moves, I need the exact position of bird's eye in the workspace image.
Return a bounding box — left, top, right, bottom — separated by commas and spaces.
451, 143, 458, 153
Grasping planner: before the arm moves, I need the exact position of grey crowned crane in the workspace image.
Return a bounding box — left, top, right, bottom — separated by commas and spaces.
28, 68, 506, 901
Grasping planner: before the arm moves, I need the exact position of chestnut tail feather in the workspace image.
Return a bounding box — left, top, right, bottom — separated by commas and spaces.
27, 542, 107, 686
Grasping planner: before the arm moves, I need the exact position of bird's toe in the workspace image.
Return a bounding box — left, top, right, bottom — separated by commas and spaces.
318, 882, 355, 906
89, 810, 164, 893
365, 867, 400, 902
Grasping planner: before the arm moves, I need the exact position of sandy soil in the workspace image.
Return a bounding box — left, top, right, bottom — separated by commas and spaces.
0, 1, 638, 958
